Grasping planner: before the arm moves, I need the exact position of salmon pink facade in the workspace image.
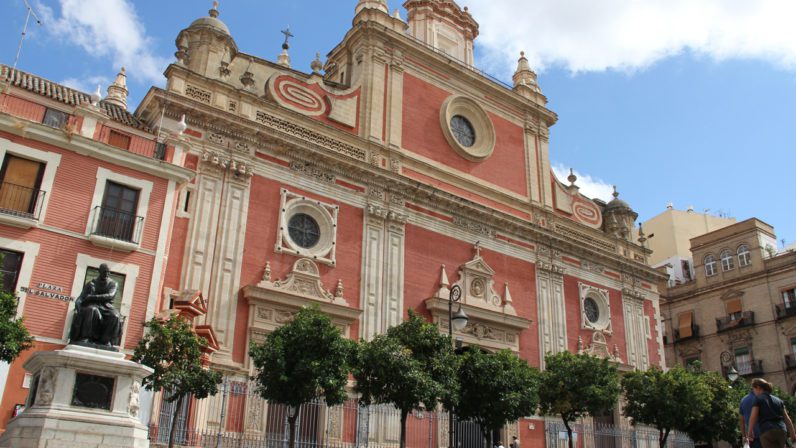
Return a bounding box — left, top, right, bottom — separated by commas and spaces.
0, 0, 666, 444
0, 65, 194, 429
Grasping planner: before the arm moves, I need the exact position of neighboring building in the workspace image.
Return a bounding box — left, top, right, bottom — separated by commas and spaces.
0, 65, 194, 428
660, 218, 796, 392
643, 205, 735, 284
131, 1, 664, 444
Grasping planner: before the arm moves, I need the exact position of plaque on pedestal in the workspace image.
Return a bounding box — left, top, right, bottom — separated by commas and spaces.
0, 345, 153, 448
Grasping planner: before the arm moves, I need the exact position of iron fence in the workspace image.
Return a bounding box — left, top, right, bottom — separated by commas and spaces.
149, 381, 695, 448
544, 422, 694, 448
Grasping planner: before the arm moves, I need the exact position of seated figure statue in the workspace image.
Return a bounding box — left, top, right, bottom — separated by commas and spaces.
68, 264, 122, 348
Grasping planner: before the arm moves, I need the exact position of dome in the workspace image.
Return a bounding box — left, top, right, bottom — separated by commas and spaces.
189, 15, 230, 36
604, 186, 635, 213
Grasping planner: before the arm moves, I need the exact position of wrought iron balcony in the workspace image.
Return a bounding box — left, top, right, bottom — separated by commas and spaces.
89, 206, 143, 246
0, 182, 45, 221
673, 325, 700, 342
776, 303, 796, 320
735, 358, 764, 377
785, 355, 796, 371
716, 311, 755, 333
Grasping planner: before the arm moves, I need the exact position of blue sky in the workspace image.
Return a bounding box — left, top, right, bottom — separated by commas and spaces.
2, 0, 795, 246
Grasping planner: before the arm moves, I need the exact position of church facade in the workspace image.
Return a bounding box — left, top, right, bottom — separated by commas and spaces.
132, 0, 666, 442
0, 0, 665, 443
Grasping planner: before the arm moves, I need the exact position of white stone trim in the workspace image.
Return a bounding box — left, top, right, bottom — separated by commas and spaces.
146, 180, 177, 322
62, 253, 140, 348
0, 137, 62, 225
0, 236, 41, 319
579, 282, 612, 333
439, 95, 496, 162
275, 188, 338, 266
84, 167, 153, 251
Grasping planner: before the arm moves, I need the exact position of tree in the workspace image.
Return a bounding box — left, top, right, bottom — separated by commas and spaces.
249, 306, 356, 448
354, 310, 458, 448
0, 289, 32, 363
132, 314, 222, 448
622, 366, 712, 448
456, 349, 540, 446
538, 351, 621, 448
684, 365, 743, 446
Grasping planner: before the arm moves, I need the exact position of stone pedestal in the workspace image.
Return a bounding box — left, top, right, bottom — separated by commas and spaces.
0, 345, 153, 448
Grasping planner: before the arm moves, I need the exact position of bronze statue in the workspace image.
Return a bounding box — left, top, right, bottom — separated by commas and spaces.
68, 264, 122, 348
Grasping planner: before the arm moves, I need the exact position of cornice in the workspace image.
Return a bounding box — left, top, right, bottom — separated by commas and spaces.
663, 261, 796, 302
0, 115, 195, 184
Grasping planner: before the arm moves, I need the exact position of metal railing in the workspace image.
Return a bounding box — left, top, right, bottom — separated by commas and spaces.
0, 181, 45, 219
147, 380, 498, 448
735, 359, 764, 377
89, 206, 143, 244
544, 421, 694, 448
776, 303, 796, 320
716, 311, 755, 333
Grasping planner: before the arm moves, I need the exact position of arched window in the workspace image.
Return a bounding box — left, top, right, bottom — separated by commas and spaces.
704, 254, 717, 277
720, 249, 735, 271
738, 244, 751, 267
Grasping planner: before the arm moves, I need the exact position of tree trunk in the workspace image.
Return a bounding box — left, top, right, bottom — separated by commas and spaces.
168, 394, 184, 448
659, 428, 670, 448
400, 409, 409, 448
563, 418, 574, 448
288, 404, 302, 448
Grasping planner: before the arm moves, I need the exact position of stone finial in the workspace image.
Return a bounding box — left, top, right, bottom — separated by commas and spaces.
612, 185, 619, 199
393, 9, 402, 20
335, 279, 344, 299
104, 67, 129, 109
210, 0, 219, 18
567, 168, 577, 186
311, 52, 323, 74
176, 114, 188, 135
577, 335, 584, 352
503, 282, 513, 305
277, 27, 293, 68
436, 265, 451, 299
90, 84, 102, 107
512, 51, 542, 97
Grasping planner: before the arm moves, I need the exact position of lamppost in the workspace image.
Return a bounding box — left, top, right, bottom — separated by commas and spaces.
448, 284, 469, 448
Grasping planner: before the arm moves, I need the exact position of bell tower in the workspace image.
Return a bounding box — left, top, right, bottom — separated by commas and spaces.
404, 0, 479, 65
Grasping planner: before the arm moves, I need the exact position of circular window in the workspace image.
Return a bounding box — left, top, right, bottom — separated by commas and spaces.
288, 213, 320, 249
439, 95, 496, 162
450, 115, 476, 147
584, 297, 600, 324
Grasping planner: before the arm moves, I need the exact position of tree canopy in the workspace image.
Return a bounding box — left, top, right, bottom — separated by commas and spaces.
622, 365, 712, 448
683, 365, 745, 445
354, 310, 458, 448
0, 290, 32, 364
133, 314, 222, 448
249, 306, 356, 448
456, 348, 539, 443
538, 351, 621, 448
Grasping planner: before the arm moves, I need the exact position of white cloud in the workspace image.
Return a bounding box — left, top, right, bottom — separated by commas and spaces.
466, 0, 796, 74
37, 0, 168, 84
552, 164, 614, 202
60, 75, 110, 95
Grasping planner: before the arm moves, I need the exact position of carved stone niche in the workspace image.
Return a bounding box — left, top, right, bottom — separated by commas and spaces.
424, 246, 531, 353
242, 258, 361, 357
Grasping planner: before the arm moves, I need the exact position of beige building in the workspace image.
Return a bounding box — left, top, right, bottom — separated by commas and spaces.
659, 218, 796, 392
643, 205, 735, 284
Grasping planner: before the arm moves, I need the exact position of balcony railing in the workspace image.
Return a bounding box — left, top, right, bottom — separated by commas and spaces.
89, 206, 143, 244
0, 182, 45, 220
716, 311, 755, 333
776, 303, 796, 320
785, 355, 796, 371
673, 325, 700, 342
735, 358, 764, 376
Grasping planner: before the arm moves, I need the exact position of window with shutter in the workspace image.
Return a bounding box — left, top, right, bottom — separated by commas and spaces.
108, 130, 131, 150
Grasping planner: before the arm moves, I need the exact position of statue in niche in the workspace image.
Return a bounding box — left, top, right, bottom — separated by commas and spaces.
68, 264, 122, 350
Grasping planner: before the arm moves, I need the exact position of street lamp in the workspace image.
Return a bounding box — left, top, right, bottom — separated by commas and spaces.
727, 366, 739, 383
448, 284, 468, 448
721, 351, 739, 383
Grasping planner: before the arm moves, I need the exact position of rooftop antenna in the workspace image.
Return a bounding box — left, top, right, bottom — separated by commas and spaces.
13, 0, 43, 71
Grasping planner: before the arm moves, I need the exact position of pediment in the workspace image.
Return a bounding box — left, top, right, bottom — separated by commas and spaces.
721, 289, 745, 300
444, 244, 516, 315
